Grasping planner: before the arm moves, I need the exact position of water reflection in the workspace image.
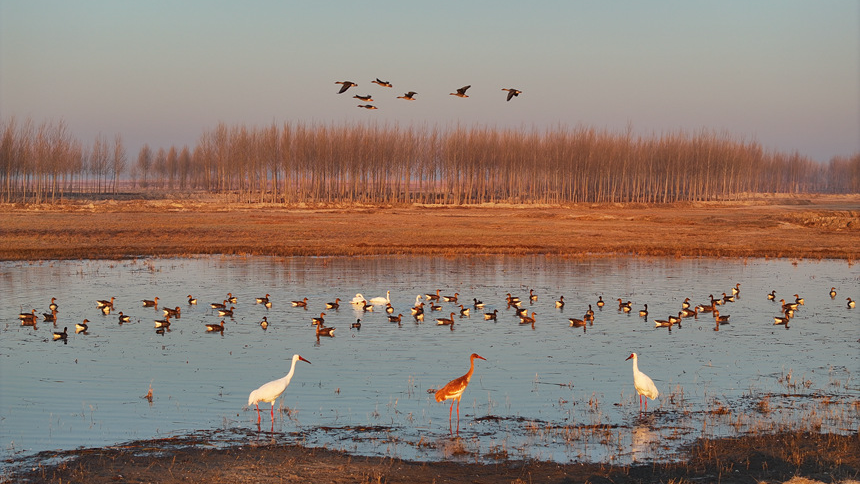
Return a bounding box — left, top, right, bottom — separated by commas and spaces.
1, 255, 858, 466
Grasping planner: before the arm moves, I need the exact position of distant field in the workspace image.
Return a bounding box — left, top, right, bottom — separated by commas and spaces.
1, 195, 858, 261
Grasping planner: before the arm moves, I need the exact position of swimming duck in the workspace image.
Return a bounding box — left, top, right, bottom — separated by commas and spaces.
474, 298, 485, 309
291, 298, 308, 308
75, 319, 89, 332
326, 298, 341, 309
316, 325, 335, 337
255, 294, 270, 304
519, 311, 536, 325
767, 291, 776, 301
351, 319, 362, 329
205, 320, 225, 332
142, 297, 158, 308
311, 312, 326, 326
596, 296, 605, 308
638, 304, 649, 318
260, 317, 269, 330
443, 292, 459, 303
217, 306, 235, 317
555, 296, 565, 308
436, 312, 456, 326
484, 309, 498, 321
188, 295, 197, 305
53, 327, 68, 340
459, 305, 470, 317
118, 312, 130, 323
388, 313, 403, 323
829, 287, 837, 298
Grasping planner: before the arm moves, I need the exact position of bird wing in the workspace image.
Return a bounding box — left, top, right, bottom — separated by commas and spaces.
248, 377, 287, 405
435, 374, 470, 402
506, 90, 515, 101
337, 83, 352, 94
635, 372, 659, 400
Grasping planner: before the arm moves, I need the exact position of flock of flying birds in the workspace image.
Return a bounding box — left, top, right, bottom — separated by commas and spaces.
15, 283, 854, 432
335, 78, 522, 110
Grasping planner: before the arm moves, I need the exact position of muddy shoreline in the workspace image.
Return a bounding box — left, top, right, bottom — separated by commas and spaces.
5, 430, 858, 484
1, 196, 859, 261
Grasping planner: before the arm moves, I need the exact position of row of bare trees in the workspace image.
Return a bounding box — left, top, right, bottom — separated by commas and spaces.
3, 116, 859, 204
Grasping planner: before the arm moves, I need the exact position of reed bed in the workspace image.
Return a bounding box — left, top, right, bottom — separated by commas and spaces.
3, 117, 859, 204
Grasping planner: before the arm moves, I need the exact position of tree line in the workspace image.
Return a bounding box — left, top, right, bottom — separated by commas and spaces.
2, 116, 859, 204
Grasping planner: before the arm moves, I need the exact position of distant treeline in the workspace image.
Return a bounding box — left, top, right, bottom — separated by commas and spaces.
2, 116, 859, 204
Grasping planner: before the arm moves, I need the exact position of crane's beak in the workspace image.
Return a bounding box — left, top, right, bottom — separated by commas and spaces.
299, 356, 311, 364
625, 354, 634, 361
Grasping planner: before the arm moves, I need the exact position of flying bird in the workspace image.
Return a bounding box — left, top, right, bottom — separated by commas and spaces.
357, 104, 378, 110
450, 85, 471, 98
626, 353, 659, 411
354, 94, 373, 101
397, 91, 417, 100
435, 353, 486, 432
248, 354, 311, 424
371, 78, 393, 87
335, 81, 357, 94
501, 88, 522, 101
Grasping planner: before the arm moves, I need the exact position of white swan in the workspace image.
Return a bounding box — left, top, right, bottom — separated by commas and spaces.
368, 291, 391, 305
350, 293, 366, 305
414, 294, 422, 307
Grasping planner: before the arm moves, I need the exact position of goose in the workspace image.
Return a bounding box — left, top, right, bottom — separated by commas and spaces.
848, 298, 856, 309
555, 296, 565, 308
385, 303, 395, 314
529, 289, 538, 302
443, 293, 459, 303
506, 293, 521, 305
226, 293, 238, 304
142, 297, 158, 308
291, 298, 308, 308
97, 297, 115, 309
388, 313, 403, 323
450, 85, 470, 97
514, 306, 527, 317
596, 296, 605, 308
410, 302, 424, 315
188, 295, 197, 305
794, 294, 805, 306
501, 88, 522, 101
43, 310, 58, 323
425, 289, 441, 301
484, 309, 498, 321
681, 297, 691, 309
49, 297, 58, 311
311, 312, 326, 326
260, 317, 269, 330
458, 305, 470, 317
569, 316, 586, 328
713, 310, 730, 324
696, 303, 715, 313
255, 294, 270, 304
357, 104, 378, 110
654, 319, 673, 328
371, 78, 393, 88
436, 312, 456, 326
668, 312, 682, 324
829, 287, 837, 298
429, 303, 442, 311
163, 306, 181, 318
218, 306, 235, 317
351, 318, 362, 329
731, 283, 741, 295
369, 291, 391, 305
519, 311, 536, 325
353, 94, 373, 101
21, 316, 37, 327
397, 91, 417, 100
722, 293, 734, 303
709, 294, 723, 306
205, 320, 225, 332
18, 309, 37, 321
53, 327, 68, 340
638, 304, 649, 318
617, 299, 632, 312
414, 312, 425, 322
780, 299, 798, 311
154, 318, 171, 328
100, 305, 111, 315
351, 294, 366, 305
586, 304, 595, 317
362, 301, 374, 312
774, 313, 790, 325
680, 307, 698, 318
335, 81, 357, 93
210, 300, 227, 309
117, 312, 130, 323
326, 298, 341, 309
473, 298, 485, 309
767, 290, 776, 301
316, 326, 335, 337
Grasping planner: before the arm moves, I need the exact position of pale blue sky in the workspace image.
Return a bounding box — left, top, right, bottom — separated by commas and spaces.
1, 0, 858, 162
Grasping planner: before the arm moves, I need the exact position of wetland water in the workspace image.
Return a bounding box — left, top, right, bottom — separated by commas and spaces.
1, 256, 858, 466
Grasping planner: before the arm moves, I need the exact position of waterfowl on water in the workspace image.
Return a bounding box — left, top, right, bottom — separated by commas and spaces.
163, 306, 181, 318
696, 303, 715, 313
255, 294, 270, 304
326, 298, 341, 309
848, 298, 856, 309
351, 294, 367, 305
731, 283, 741, 296
569, 316, 586, 328
794, 294, 805, 306
118, 312, 130, 323
97, 297, 115, 309
638, 304, 649, 318
501, 88, 522, 101
154, 318, 171, 328
43, 310, 57, 323
425, 289, 441, 301
514, 306, 527, 317
371, 78, 393, 88
311, 312, 326, 326
555, 296, 565, 308
388, 313, 403, 323
519, 311, 536, 325
351, 319, 362, 329
722, 293, 734, 303
443, 292, 459, 303
188, 295, 197, 305
586, 305, 595, 317
774, 313, 790, 325
363, 301, 374, 312
450, 85, 471, 98
484, 309, 498, 321
386, 303, 395, 314
410, 303, 424, 315
529, 289, 538, 302
654, 319, 672, 328
618, 299, 632, 312
681, 297, 691, 309
459, 305, 470, 317
75, 319, 89, 332
369, 291, 391, 305
596, 296, 605, 308
291, 298, 308, 308
316, 326, 335, 337
19, 309, 37, 321
681, 307, 698, 318
335, 81, 357, 94
436, 312, 456, 326
473, 298, 485, 309
53, 327, 68, 340
100, 305, 111, 315
217, 306, 235, 317
260, 317, 269, 330
210, 300, 227, 309
142, 297, 158, 308
829, 287, 837, 298
668, 312, 682, 324
397, 91, 417, 100
713, 310, 730, 324
767, 291, 776, 301
414, 312, 425, 322
429, 303, 442, 312
205, 320, 225, 332
226, 293, 237, 304
49, 297, 58, 311
780, 299, 798, 311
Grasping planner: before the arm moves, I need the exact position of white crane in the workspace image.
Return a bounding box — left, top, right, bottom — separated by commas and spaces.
625, 352, 658, 411
248, 354, 311, 424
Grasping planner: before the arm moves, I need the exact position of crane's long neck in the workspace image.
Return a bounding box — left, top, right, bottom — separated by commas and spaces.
284, 357, 299, 382
464, 356, 477, 382
631, 356, 639, 374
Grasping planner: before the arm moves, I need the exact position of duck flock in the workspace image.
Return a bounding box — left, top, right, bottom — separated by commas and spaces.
17, 281, 855, 428
335, 78, 522, 110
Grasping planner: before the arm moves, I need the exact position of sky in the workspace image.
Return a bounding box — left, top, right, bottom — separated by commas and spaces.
1, 0, 858, 162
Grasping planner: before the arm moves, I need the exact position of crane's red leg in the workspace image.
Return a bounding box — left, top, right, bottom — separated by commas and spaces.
456, 399, 461, 434
255, 403, 261, 424
271, 404, 275, 421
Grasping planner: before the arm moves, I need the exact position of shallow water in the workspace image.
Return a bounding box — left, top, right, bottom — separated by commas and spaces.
1, 256, 858, 466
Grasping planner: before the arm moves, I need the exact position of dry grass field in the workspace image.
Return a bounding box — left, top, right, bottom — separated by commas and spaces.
1, 194, 858, 261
